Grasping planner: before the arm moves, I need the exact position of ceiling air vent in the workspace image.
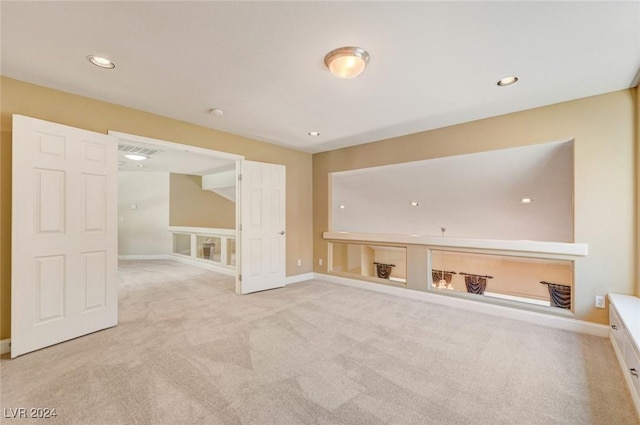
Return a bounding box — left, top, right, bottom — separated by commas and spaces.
118, 144, 160, 157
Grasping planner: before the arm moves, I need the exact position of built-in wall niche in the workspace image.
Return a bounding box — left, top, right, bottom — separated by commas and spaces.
430, 250, 573, 309
330, 242, 407, 285
331, 140, 574, 242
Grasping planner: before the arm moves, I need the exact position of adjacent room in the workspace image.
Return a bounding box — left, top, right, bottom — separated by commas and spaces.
1, 2, 639, 424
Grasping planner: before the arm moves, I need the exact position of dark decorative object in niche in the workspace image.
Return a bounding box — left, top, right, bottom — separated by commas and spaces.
374, 262, 395, 279
540, 281, 571, 309
460, 272, 494, 295
432, 269, 456, 284
202, 241, 215, 260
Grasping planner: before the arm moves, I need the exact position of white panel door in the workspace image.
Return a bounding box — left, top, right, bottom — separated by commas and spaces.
237, 160, 286, 294
11, 115, 118, 357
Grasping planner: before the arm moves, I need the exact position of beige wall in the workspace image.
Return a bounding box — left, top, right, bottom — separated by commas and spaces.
0, 77, 313, 340
314, 89, 636, 325
119, 172, 172, 256
169, 174, 235, 229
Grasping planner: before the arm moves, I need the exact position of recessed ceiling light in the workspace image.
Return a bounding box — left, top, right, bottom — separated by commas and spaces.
124, 154, 148, 161
209, 108, 224, 117
308, 131, 320, 136
497, 76, 519, 87
520, 198, 533, 204
410, 201, 419, 207
339, 204, 345, 209
87, 55, 115, 69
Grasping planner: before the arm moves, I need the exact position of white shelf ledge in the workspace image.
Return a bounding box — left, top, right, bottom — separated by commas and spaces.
169, 226, 236, 237
323, 231, 587, 257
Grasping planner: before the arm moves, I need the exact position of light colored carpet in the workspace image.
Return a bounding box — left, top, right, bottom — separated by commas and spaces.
1, 260, 637, 425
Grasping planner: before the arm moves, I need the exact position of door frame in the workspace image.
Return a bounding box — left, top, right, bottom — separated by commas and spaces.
108, 131, 246, 290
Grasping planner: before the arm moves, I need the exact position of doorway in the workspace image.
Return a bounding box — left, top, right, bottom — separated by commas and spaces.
111, 131, 240, 276
10, 116, 287, 357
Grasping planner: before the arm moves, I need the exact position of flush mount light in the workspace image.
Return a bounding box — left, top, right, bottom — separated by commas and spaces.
124, 154, 148, 161
87, 55, 115, 69
339, 205, 346, 209
410, 201, 419, 207
209, 108, 224, 117
308, 131, 320, 136
520, 198, 533, 204
497, 76, 519, 87
324, 46, 370, 79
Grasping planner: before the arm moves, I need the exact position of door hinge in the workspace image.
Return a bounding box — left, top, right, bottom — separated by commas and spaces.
238, 174, 243, 181
239, 274, 242, 282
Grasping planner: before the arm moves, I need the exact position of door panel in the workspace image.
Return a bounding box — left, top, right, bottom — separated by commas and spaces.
238, 160, 286, 294
11, 115, 118, 357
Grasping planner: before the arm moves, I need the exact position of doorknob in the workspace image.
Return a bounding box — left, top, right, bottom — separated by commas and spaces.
279, 231, 285, 235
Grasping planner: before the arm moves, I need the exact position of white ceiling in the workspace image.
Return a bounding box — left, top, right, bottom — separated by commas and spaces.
117, 138, 235, 175
332, 141, 574, 242
2, 2, 639, 154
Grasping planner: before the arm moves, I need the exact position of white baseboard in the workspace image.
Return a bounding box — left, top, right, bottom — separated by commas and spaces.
285, 272, 315, 286
170, 254, 236, 276
314, 273, 609, 338
0, 338, 10, 355
118, 254, 172, 260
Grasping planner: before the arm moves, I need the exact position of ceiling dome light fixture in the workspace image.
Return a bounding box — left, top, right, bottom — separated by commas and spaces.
87, 55, 115, 69
324, 46, 370, 79
497, 75, 519, 87
209, 108, 224, 117
308, 131, 320, 136
520, 198, 533, 204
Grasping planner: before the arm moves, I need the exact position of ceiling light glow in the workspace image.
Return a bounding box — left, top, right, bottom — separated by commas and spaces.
497, 76, 519, 87
410, 201, 419, 207
308, 131, 320, 136
520, 198, 533, 204
324, 46, 370, 79
124, 154, 148, 161
339, 205, 345, 209
87, 55, 115, 69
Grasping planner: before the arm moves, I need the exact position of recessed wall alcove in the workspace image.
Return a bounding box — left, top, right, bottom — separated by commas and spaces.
326, 140, 583, 312
331, 140, 574, 242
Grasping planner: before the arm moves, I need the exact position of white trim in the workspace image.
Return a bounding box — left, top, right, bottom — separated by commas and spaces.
484, 291, 550, 307
168, 226, 236, 237
323, 231, 588, 257
314, 273, 608, 337
610, 332, 640, 418
170, 254, 236, 276
108, 131, 243, 161
0, 338, 10, 355
284, 273, 315, 286
118, 254, 172, 261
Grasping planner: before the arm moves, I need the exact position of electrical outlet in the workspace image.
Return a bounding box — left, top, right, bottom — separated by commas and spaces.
297, 259, 302, 267
595, 295, 606, 309
318, 258, 323, 266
